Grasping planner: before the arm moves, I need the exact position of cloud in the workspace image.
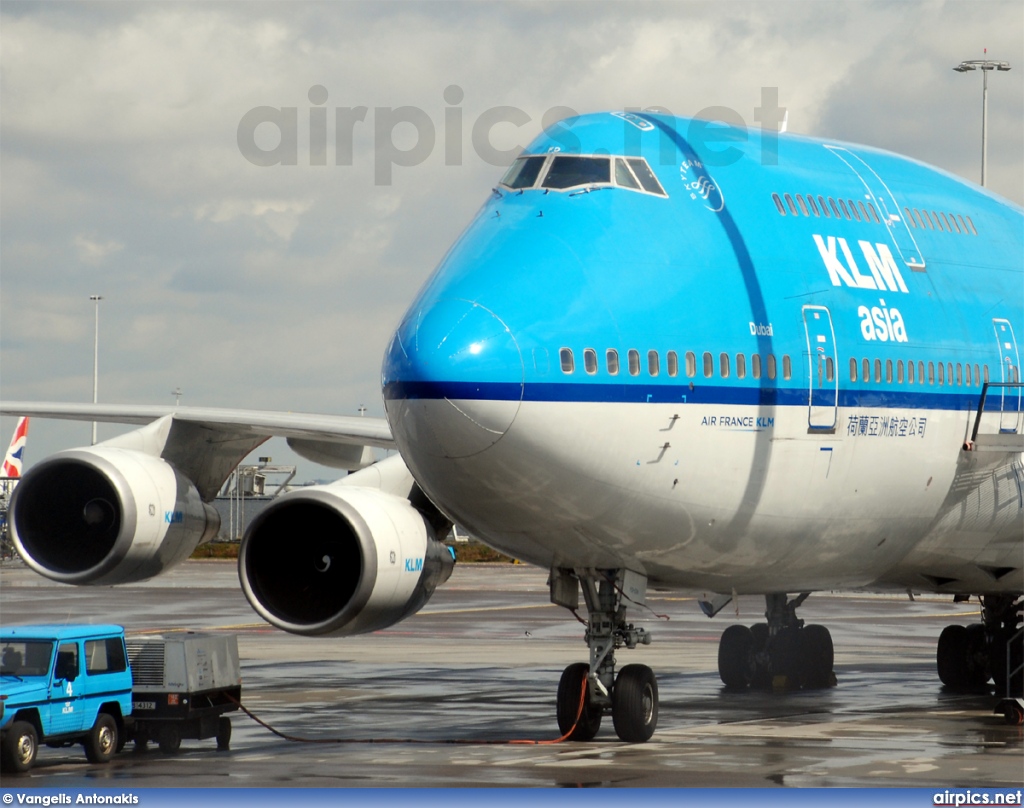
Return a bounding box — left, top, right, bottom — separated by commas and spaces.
74, 233, 124, 265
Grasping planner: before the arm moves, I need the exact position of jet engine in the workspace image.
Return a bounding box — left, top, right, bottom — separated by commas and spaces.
238, 485, 455, 636
9, 448, 220, 585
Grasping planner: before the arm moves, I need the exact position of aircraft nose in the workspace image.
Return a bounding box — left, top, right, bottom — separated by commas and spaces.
383, 298, 524, 459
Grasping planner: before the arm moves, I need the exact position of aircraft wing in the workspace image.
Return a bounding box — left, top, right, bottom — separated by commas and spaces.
0, 401, 394, 448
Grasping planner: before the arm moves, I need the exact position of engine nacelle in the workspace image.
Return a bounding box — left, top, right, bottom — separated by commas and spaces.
239, 485, 455, 636
10, 448, 220, 585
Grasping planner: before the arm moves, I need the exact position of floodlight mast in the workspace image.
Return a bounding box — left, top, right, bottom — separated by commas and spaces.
953, 58, 1011, 187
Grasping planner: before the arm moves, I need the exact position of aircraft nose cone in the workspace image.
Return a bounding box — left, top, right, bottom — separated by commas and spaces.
383, 298, 524, 459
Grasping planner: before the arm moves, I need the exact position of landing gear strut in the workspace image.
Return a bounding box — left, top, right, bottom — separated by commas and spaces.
717, 593, 835, 690
551, 569, 657, 742
937, 595, 1023, 693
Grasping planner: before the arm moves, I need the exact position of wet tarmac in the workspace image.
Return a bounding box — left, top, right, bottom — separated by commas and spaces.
1, 559, 1021, 787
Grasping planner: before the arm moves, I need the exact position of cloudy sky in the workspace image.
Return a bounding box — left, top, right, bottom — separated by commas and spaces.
2, 0, 1022, 482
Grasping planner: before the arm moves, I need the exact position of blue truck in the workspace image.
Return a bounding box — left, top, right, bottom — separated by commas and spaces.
1, 624, 132, 772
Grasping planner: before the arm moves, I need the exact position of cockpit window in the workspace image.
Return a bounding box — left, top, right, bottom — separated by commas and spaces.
542, 156, 611, 190
500, 156, 546, 189
626, 159, 666, 195
500, 154, 667, 197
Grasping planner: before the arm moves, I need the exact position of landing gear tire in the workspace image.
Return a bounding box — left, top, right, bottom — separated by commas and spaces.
612, 664, 658, 743
799, 624, 835, 689
937, 624, 989, 689
556, 662, 602, 741
718, 624, 755, 688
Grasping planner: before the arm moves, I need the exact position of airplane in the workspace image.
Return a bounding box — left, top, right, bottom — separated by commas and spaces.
2, 110, 1022, 743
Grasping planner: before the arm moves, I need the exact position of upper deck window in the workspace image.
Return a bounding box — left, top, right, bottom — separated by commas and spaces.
501, 156, 546, 189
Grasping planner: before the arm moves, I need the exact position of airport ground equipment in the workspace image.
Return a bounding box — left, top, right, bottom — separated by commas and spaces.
0, 624, 133, 773
125, 632, 240, 752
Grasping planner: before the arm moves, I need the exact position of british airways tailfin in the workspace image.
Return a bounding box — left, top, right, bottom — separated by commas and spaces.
2, 416, 29, 480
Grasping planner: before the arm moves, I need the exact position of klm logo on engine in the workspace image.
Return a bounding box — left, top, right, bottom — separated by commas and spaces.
813, 235, 909, 294
404, 557, 423, 573
165, 510, 184, 524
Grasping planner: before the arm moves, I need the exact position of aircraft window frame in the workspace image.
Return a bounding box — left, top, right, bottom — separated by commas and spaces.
956, 363, 962, 386
806, 195, 820, 217
703, 351, 713, 378
825, 356, 834, 383
857, 201, 870, 222
648, 350, 660, 377
867, 202, 881, 223
559, 348, 575, 374
542, 155, 611, 191
848, 200, 862, 222
783, 194, 798, 216
772, 193, 786, 215
947, 363, 953, 385
983, 364, 989, 383
736, 353, 746, 379
583, 348, 598, 375
752, 353, 762, 379
766, 354, 777, 380
685, 351, 696, 378
966, 216, 978, 235
862, 357, 870, 382
796, 195, 809, 217
938, 362, 944, 385
915, 209, 929, 229
628, 349, 641, 377
904, 207, 916, 228
948, 214, 962, 234
885, 359, 893, 384
719, 353, 730, 379
606, 349, 620, 376
927, 362, 935, 385
850, 358, 858, 382
973, 364, 981, 386
500, 155, 547, 190
828, 198, 842, 218
932, 211, 944, 232
782, 355, 792, 380
897, 360, 904, 384
667, 350, 679, 377
908, 360, 915, 384
817, 196, 831, 218
625, 159, 667, 196
918, 361, 925, 384
874, 359, 882, 383
940, 212, 953, 232
838, 199, 851, 220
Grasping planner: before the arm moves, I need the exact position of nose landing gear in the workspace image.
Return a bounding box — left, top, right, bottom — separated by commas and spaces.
551, 569, 657, 743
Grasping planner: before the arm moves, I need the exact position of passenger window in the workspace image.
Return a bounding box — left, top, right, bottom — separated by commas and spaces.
825, 356, 834, 382
948, 214, 962, 234
839, 199, 851, 219
915, 209, 929, 229
784, 194, 798, 215
933, 211, 944, 231
559, 348, 574, 374
606, 349, 620, 375
584, 348, 598, 375
817, 196, 831, 218
736, 353, 746, 379
543, 156, 611, 190
615, 158, 640, 190
796, 195, 809, 216
766, 354, 777, 380
857, 201, 870, 222
625, 159, 667, 195
966, 216, 978, 235
928, 362, 935, 385
956, 363, 963, 386
848, 200, 861, 222
885, 359, 893, 384
983, 364, 989, 383
918, 361, 925, 384
947, 363, 953, 385
874, 359, 882, 383
941, 213, 953, 232
667, 351, 678, 377
897, 360, 904, 384
862, 358, 870, 382
806, 196, 820, 216
719, 353, 730, 378
685, 351, 696, 378
828, 198, 841, 218
500, 156, 546, 189
648, 350, 660, 377
938, 362, 944, 385
904, 207, 916, 228
956, 214, 969, 234
782, 355, 792, 380
867, 202, 881, 223
703, 352, 713, 378
772, 193, 786, 215
974, 364, 981, 386
628, 349, 640, 376
849, 358, 858, 382
751, 353, 762, 379
908, 360, 915, 384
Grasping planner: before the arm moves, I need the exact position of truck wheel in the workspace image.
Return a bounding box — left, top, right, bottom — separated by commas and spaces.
85, 714, 118, 763
158, 726, 181, 754
216, 717, 232, 751
1, 721, 38, 773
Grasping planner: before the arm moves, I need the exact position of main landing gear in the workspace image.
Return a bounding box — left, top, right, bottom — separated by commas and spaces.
550, 569, 657, 743
937, 595, 1023, 694
717, 593, 836, 690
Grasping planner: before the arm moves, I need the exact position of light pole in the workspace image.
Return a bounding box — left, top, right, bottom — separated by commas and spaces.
954, 57, 1011, 187
89, 295, 102, 444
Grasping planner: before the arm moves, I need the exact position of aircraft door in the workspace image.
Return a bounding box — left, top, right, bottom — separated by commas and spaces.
824, 146, 925, 271
803, 305, 838, 432
993, 318, 1021, 433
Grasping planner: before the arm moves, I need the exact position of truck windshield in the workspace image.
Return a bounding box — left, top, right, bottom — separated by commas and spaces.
1, 640, 54, 677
